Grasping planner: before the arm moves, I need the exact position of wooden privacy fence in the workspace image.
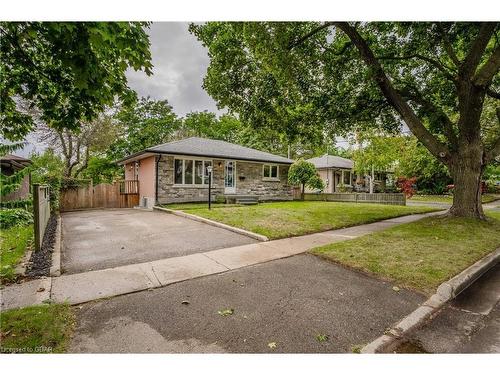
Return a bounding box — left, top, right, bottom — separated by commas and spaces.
33, 184, 51, 252
60, 180, 139, 212
303, 192, 406, 206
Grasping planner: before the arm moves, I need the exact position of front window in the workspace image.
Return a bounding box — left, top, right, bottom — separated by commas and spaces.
263, 164, 279, 179
343, 170, 351, 185
174, 158, 212, 185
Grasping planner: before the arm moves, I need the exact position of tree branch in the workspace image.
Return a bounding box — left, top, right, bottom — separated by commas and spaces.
461, 22, 498, 78
289, 22, 335, 49
333, 22, 450, 162
399, 86, 458, 147
377, 54, 455, 80
473, 44, 500, 87
436, 23, 461, 67
486, 88, 500, 99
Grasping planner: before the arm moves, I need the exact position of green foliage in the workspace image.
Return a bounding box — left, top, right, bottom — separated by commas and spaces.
0, 303, 75, 353
30, 149, 65, 209
0, 224, 33, 282
352, 133, 403, 174
288, 160, 324, 194
81, 156, 122, 184
0, 197, 32, 209
108, 97, 182, 160
1, 22, 153, 141
0, 208, 34, 229
396, 138, 452, 194
0, 165, 30, 197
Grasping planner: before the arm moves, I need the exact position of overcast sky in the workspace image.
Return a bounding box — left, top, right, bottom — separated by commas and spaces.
126, 22, 221, 116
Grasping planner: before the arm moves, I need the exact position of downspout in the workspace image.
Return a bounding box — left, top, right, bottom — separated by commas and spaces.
155, 155, 161, 205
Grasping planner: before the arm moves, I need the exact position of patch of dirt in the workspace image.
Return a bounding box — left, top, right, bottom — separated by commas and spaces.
26, 215, 57, 277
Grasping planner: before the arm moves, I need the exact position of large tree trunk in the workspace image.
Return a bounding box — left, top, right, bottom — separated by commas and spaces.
448, 142, 485, 219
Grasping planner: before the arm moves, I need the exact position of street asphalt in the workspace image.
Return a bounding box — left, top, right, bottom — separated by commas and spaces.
70, 254, 425, 353
394, 263, 500, 353
61, 209, 257, 274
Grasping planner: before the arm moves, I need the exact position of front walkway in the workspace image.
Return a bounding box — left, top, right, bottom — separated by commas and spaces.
0, 211, 444, 310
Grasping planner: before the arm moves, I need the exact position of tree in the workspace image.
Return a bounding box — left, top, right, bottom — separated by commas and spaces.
1, 22, 152, 141
37, 111, 120, 177
80, 155, 122, 184
108, 97, 182, 160
288, 159, 324, 198
191, 22, 500, 219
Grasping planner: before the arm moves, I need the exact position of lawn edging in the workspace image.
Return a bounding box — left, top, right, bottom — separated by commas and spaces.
361, 247, 500, 353
50, 214, 62, 277
153, 206, 269, 242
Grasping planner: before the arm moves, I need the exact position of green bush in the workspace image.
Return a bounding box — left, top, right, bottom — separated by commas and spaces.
0, 208, 34, 229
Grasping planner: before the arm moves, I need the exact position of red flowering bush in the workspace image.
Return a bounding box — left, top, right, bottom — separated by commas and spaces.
396, 177, 417, 198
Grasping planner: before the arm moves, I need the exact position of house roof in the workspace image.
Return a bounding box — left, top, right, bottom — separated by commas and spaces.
307, 154, 354, 170
117, 137, 294, 165
0, 154, 32, 170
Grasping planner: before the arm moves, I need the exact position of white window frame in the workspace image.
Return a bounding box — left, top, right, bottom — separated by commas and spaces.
173, 157, 213, 187
262, 164, 279, 181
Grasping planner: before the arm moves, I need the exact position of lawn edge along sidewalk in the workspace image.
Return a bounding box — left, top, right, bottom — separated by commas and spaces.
361, 247, 500, 353
153, 206, 269, 242
1, 211, 442, 310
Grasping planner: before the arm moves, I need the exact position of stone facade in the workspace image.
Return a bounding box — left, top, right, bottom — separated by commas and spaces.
156, 155, 293, 204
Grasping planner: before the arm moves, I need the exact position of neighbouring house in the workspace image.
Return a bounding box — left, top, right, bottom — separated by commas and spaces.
306, 154, 393, 193
0, 154, 32, 202
117, 137, 294, 207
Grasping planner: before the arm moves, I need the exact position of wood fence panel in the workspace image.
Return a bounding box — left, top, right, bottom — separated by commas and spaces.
33, 184, 51, 252
303, 192, 406, 206
60, 181, 139, 211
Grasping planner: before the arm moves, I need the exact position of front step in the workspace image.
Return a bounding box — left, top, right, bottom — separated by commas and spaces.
236, 199, 258, 205
225, 194, 259, 205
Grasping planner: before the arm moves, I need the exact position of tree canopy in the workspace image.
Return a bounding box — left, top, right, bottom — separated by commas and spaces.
1, 22, 153, 141
191, 22, 500, 218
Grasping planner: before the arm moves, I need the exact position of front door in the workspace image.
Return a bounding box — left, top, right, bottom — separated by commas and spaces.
224, 160, 236, 194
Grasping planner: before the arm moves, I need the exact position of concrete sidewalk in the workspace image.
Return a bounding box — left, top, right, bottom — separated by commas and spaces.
0, 211, 444, 310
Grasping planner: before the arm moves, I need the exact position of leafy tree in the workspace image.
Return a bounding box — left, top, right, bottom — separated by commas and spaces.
30, 149, 65, 209
191, 22, 500, 219
396, 138, 452, 194
288, 159, 324, 198
80, 156, 122, 185
1, 22, 153, 141
38, 111, 120, 177
108, 97, 182, 160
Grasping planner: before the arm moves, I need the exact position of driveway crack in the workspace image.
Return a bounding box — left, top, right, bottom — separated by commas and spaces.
202, 253, 230, 270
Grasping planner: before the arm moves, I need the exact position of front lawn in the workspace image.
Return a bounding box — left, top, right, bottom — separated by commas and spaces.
0, 224, 33, 282
409, 194, 498, 204
165, 201, 438, 239
0, 304, 75, 353
311, 211, 500, 295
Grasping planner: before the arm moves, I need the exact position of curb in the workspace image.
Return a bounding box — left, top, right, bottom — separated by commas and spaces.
361, 247, 500, 353
49, 214, 62, 277
153, 206, 269, 242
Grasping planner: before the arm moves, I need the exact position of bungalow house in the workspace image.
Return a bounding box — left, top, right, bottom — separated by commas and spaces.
306, 154, 354, 193
0, 154, 32, 202
117, 137, 294, 207
306, 154, 391, 193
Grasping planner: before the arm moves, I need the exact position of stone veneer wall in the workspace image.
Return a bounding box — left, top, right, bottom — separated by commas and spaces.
156, 155, 293, 204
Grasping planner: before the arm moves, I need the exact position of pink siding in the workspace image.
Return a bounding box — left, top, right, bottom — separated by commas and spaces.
137, 156, 156, 200
124, 162, 137, 180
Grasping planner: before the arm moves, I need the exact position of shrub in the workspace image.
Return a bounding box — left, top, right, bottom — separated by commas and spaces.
396, 177, 417, 198
0, 208, 34, 229
288, 160, 325, 197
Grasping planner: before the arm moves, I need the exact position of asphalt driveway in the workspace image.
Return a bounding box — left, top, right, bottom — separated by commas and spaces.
70, 254, 425, 353
61, 209, 257, 274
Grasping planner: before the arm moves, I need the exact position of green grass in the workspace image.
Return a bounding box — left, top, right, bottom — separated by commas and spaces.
0, 224, 33, 282
167, 201, 438, 239
409, 194, 498, 204
311, 211, 500, 295
0, 304, 75, 353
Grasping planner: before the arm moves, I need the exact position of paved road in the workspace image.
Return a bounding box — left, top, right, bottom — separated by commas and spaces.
70, 254, 425, 353
394, 263, 500, 353
61, 209, 257, 274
